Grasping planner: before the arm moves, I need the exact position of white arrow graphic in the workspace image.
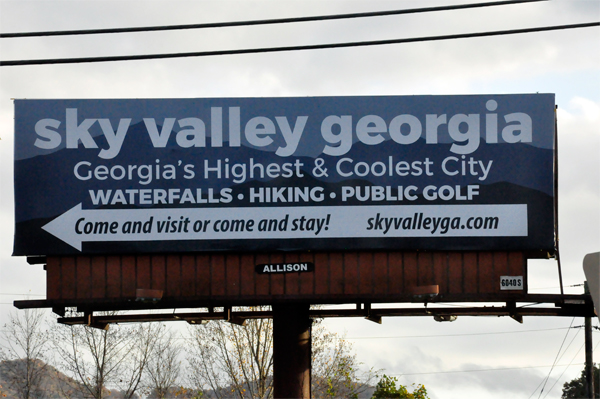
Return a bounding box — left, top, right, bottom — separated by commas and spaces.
42, 203, 528, 252
42, 203, 184, 251
41, 203, 339, 251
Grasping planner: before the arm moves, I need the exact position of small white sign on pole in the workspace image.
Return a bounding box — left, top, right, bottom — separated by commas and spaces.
583, 252, 600, 322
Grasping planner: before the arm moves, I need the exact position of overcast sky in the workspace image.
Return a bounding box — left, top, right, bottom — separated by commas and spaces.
0, 1, 598, 398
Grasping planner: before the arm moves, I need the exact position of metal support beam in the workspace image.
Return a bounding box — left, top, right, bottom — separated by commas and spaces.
14, 293, 593, 313
54, 301, 596, 326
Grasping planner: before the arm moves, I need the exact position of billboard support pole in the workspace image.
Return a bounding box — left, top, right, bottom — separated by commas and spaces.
273, 303, 311, 398
585, 282, 595, 398
554, 107, 565, 296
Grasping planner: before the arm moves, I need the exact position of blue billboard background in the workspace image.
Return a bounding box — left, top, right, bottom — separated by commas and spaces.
13, 95, 556, 256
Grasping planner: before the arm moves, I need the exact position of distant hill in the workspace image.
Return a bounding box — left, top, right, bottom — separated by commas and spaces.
1, 359, 376, 398
0, 359, 84, 398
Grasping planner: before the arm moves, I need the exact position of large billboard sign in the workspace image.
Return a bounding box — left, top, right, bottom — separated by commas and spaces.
13, 95, 556, 256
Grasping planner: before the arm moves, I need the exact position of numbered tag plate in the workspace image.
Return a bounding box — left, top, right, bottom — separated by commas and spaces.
500, 276, 524, 290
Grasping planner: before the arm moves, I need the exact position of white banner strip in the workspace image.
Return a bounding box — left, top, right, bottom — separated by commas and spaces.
42, 203, 527, 251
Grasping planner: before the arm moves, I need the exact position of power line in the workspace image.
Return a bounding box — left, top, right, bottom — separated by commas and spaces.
542, 342, 584, 399
1, 21, 598, 67
538, 317, 576, 398
344, 327, 576, 339
391, 363, 585, 377
555, 329, 583, 365
529, 284, 584, 292
166, 326, 576, 340
541, 339, 600, 399
0, 0, 547, 38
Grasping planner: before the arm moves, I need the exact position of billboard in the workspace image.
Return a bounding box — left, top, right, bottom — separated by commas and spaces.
13, 95, 556, 256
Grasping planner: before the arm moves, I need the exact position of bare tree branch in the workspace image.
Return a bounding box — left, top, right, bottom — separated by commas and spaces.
50, 311, 156, 399
185, 307, 377, 398
0, 308, 49, 399
144, 325, 181, 398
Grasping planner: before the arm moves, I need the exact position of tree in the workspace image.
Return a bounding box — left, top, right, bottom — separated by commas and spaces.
144, 326, 182, 398
371, 375, 429, 399
122, 322, 164, 399
50, 311, 160, 399
0, 307, 49, 399
186, 307, 378, 398
186, 311, 273, 399
311, 320, 378, 398
562, 364, 600, 398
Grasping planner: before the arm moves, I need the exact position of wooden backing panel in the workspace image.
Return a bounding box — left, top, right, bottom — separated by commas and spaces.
508, 252, 525, 275
329, 252, 344, 295
48, 251, 529, 302
463, 252, 479, 294
358, 252, 373, 295
150, 256, 165, 290
240, 254, 256, 297
343, 252, 359, 296
493, 252, 509, 293
417, 252, 434, 287
136, 256, 151, 289
403, 252, 418, 291
314, 252, 330, 296
106, 256, 121, 298
477, 252, 495, 294
121, 256, 136, 297
180, 255, 196, 298
225, 254, 241, 297
508, 251, 527, 292
447, 252, 463, 294
76, 257, 92, 299
299, 252, 315, 296
91, 256, 106, 299
432, 252, 448, 294
255, 253, 271, 297
270, 253, 285, 296
61, 257, 77, 299
373, 252, 389, 296
283, 253, 300, 296
195, 254, 211, 297
211, 255, 226, 296
166, 255, 181, 297
46, 258, 61, 300
388, 252, 403, 294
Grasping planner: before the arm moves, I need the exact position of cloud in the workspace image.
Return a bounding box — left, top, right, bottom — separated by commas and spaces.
556, 98, 600, 265
439, 363, 550, 394
386, 348, 559, 398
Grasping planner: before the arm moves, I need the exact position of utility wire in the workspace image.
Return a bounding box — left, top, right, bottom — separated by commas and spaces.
537, 317, 576, 398
542, 342, 584, 399
542, 339, 600, 399
0, 0, 547, 38
168, 326, 576, 340
344, 327, 575, 339
391, 363, 586, 377
529, 283, 584, 292
554, 329, 582, 368
1, 21, 598, 67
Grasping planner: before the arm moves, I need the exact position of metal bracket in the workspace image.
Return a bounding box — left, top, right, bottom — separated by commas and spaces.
225, 306, 246, 326
363, 303, 382, 324
85, 311, 109, 330
507, 301, 523, 324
